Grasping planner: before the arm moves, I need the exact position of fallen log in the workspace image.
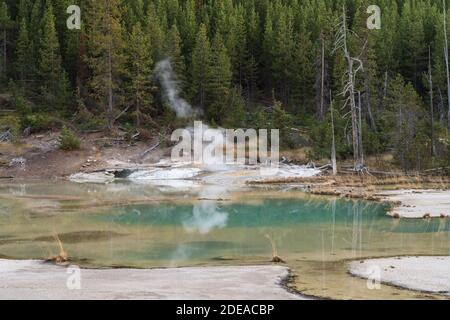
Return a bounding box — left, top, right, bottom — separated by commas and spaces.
0, 129, 11, 142
367, 170, 403, 176
140, 142, 160, 158
317, 163, 332, 170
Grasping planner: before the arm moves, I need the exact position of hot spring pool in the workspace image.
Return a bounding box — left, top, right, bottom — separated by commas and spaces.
0, 181, 448, 299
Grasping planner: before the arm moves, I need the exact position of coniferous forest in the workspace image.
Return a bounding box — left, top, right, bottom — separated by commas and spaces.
1, 0, 450, 172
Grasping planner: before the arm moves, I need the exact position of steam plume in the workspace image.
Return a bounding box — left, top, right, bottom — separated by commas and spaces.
155, 59, 194, 118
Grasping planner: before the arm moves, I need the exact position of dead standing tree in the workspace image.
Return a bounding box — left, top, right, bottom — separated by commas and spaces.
444, 0, 450, 131
333, 5, 365, 171
330, 91, 337, 175
425, 46, 436, 157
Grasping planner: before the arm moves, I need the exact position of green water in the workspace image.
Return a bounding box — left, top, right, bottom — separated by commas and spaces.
0, 181, 449, 299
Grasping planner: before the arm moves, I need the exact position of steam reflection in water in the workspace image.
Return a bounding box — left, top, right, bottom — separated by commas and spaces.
183, 186, 230, 234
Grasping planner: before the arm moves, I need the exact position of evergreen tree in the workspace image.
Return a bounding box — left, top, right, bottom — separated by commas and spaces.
0, 0, 12, 81
17, 0, 32, 22
85, 0, 125, 130
272, 5, 295, 106
262, 4, 274, 92
397, 1, 427, 91
383, 75, 430, 171
15, 19, 32, 82
179, 0, 197, 58
0, 0, 448, 171
29, 0, 43, 73
164, 24, 187, 94
123, 0, 145, 31
229, 5, 248, 89
206, 32, 232, 123
127, 22, 153, 127
145, 2, 165, 62
190, 24, 211, 111
38, 2, 62, 84
37, 0, 71, 111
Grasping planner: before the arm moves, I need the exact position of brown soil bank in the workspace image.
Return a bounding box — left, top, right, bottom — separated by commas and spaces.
0, 131, 165, 180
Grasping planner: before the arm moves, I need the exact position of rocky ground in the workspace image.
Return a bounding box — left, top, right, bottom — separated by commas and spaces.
0, 260, 303, 300
0, 131, 165, 180
348, 256, 450, 295
0, 130, 322, 183
377, 189, 450, 219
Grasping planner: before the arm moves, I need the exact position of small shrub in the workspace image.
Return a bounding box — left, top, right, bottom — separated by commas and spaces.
22, 113, 55, 132
58, 126, 81, 151
73, 107, 106, 131
0, 115, 21, 143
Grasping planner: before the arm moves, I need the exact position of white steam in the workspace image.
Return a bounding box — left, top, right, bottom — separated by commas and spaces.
155, 59, 194, 118
183, 186, 230, 234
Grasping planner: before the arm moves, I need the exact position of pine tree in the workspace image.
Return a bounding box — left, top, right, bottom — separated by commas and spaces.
262, 4, 274, 92
0, 0, 12, 81
38, 2, 63, 84
206, 32, 232, 123
245, 3, 260, 105
292, 30, 315, 114
50, 0, 72, 43
383, 75, 430, 171
123, 0, 145, 31
29, 0, 43, 74
397, 1, 427, 90
127, 22, 153, 127
190, 24, 211, 111
164, 24, 187, 94
36, 0, 72, 112
0, 0, 448, 170
15, 19, 32, 82
164, 0, 181, 29
179, 0, 197, 58
17, 0, 32, 22
85, 0, 126, 130
229, 5, 248, 89
272, 5, 295, 106
145, 2, 165, 62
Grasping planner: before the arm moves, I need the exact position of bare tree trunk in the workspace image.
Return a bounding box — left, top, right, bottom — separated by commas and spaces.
362, 43, 376, 131
330, 91, 337, 176
382, 71, 388, 108
136, 91, 140, 128
349, 73, 360, 169
107, 2, 114, 131
398, 105, 404, 168
107, 46, 113, 130
358, 91, 364, 166
439, 87, 446, 124
320, 35, 325, 120
2, 28, 5, 77
364, 80, 376, 131
443, 0, 450, 131
428, 46, 436, 157
339, 6, 363, 169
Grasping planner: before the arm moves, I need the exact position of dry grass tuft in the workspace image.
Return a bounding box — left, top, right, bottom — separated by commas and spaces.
47, 234, 69, 264
265, 234, 286, 264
